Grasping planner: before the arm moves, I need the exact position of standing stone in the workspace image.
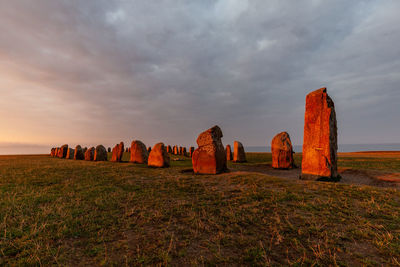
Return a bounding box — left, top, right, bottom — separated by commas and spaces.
94, 145, 107, 161
148, 143, 170, 168
50, 148, 56, 157
173, 145, 179, 155
108, 147, 111, 153
130, 140, 149, 164
82, 147, 88, 155
55, 147, 59, 157
301, 87, 338, 180
147, 147, 151, 153
182, 147, 187, 157
85, 147, 95, 161
233, 141, 246, 162
192, 125, 227, 174
271, 132, 295, 169
74, 145, 84, 160
58, 144, 68, 158
189, 147, 195, 157
226, 145, 233, 161
66, 148, 75, 159
111, 142, 124, 162
167, 145, 172, 153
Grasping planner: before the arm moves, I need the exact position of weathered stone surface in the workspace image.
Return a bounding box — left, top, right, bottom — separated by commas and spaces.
167, 145, 172, 153
50, 148, 56, 157
189, 147, 195, 157
82, 147, 88, 155
192, 125, 227, 174
301, 87, 338, 180
130, 140, 148, 164
111, 142, 124, 162
74, 145, 84, 160
148, 143, 170, 168
233, 141, 246, 162
94, 145, 108, 161
55, 148, 59, 157
85, 147, 95, 161
66, 148, 75, 159
58, 144, 68, 158
173, 145, 178, 155
226, 145, 233, 161
271, 132, 295, 169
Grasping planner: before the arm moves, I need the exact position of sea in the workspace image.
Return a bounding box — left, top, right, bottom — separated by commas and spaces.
246, 143, 400, 153
0, 143, 400, 155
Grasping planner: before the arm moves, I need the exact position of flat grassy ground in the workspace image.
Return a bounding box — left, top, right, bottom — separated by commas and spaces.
1, 153, 400, 266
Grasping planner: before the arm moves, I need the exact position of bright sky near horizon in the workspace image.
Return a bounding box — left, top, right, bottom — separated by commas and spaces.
0, 0, 399, 153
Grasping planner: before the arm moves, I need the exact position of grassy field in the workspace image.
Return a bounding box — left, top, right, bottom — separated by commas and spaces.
1, 153, 400, 266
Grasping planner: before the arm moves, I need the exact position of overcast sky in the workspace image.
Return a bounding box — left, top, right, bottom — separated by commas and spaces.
0, 0, 399, 153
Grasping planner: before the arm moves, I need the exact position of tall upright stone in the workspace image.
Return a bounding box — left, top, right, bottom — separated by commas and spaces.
189, 147, 195, 157
94, 145, 108, 161
226, 145, 233, 161
74, 145, 84, 160
192, 125, 227, 174
301, 87, 338, 180
130, 140, 149, 164
148, 143, 170, 168
173, 145, 179, 155
50, 148, 56, 157
271, 132, 295, 169
66, 148, 75, 159
111, 142, 124, 162
58, 144, 68, 158
85, 147, 95, 161
233, 141, 246, 162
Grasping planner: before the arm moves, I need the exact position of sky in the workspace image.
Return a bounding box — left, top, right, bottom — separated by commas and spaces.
0, 0, 399, 154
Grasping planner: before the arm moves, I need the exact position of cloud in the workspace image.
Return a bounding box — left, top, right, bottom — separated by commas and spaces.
0, 0, 399, 152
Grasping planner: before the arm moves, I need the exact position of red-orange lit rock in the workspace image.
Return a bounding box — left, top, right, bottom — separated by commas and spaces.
148, 143, 170, 168
167, 145, 172, 153
111, 142, 124, 162
226, 145, 233, 161
85, 147, 95, 161
301, 87, 338, 180
173, 145, 178, 155
233, 141, 246, 162
66, 148, 75, 159
58, 144, 68, 158
74, 145, 84, 160
271, 132, 295, 169
94, 145, 107, 161
50, 148, 56, 157
130, 140, 148, 164
192, 125, 227, 174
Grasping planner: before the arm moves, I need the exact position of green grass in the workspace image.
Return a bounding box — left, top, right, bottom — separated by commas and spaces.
0, 153, 400, 265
